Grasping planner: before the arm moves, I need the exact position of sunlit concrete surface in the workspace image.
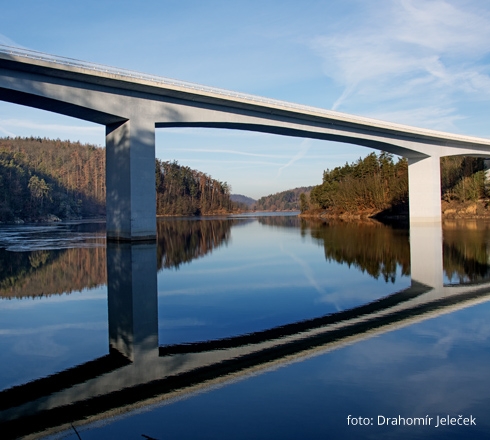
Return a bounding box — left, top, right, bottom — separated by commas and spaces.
1, 46, 490, 239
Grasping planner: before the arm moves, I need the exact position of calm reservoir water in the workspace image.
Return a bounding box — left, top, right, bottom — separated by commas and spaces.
1, 214, 490, 439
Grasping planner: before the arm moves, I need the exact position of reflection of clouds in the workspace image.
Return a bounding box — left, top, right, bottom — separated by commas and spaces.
159, 319, 206, 329
313, 305, 490, 417
158, 279, 312, 297
13, 333, 67, 358
406, 364, 490, 415
316, 271, 410, 308
0, 321, 107, 336
189, 259, 274, 275
278, 241, 327, 297
0, 289, 107, 310
158, 260, 408, 314
411, 314, 490, 358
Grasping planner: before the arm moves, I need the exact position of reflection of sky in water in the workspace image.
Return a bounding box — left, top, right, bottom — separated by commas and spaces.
0, 286, 108, 389
70, 301, 490, 440
2, 218, 490, 439
158, 221, 410, 345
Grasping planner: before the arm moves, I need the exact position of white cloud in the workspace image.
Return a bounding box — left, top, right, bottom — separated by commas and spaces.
0, 125, 16, 137
0, 118, 103, 136
276, 139, 311, 177
0, 33, 26, 49
370, 106, 465, 131
310, 0, 490, 129
163, 147, 294, 159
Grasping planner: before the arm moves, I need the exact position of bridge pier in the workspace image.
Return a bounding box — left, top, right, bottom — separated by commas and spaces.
408, 155, 442, 225
106, 119, 157, 241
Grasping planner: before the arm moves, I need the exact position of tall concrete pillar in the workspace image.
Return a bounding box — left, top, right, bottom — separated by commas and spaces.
107, 242, 159, 361
408, 155, 442, 225
106, 118, 156, 241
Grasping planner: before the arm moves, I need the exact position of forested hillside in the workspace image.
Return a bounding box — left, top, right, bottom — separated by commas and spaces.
0, 137, 238, 222
0, 137, 105, 222
155, 159, 239, 216
230, 194, 256, 207
255, 186, 313, 211
306, 152, 486, 216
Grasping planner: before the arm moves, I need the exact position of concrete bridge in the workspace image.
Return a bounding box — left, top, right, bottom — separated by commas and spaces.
0, 223, 489, 439
1, 45, 490, 240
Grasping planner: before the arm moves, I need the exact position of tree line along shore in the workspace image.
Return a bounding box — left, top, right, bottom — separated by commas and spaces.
0, 137, 487, 223
0, 137, 245, 223
299, 152, 490, 220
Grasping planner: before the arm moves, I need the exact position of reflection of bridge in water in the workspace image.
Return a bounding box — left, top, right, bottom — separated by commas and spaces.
1, 224, 490, 438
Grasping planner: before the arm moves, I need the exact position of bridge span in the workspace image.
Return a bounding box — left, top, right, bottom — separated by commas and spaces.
1, 45, 490, 240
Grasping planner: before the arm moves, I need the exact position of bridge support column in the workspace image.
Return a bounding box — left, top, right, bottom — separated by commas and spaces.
408, 155, 442, 225
106, 119, 156, 241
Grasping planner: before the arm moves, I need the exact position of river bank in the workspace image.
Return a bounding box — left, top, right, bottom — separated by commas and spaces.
300, 200, 490, 221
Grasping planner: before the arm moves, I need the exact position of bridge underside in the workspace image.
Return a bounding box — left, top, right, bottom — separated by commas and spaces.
1, 55, 490, 240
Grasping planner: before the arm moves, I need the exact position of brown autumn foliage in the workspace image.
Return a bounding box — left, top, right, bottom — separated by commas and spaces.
0, 137, 240, 222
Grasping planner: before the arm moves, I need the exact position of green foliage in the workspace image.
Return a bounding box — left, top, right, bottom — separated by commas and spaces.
299, 193, 309, 213
451, 171, 486, 202
309, 153, 488, 214
441, 157, 486, 202
309, 152, 408, 213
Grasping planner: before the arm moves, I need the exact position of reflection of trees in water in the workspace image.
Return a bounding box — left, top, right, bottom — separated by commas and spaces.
0, 244, 107, 299
304, 218, 490, 284
1, 219, 236, 298
4, 218, 490, 299
443, 221, 490, 283
257, 215, 302, 229
156, 218, 236, 270
304, 219, 411, 283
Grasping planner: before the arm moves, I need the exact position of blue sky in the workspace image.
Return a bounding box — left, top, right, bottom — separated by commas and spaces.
1, 0, 490, 199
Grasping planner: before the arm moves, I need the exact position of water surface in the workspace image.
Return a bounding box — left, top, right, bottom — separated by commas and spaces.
1, 216, 490, 439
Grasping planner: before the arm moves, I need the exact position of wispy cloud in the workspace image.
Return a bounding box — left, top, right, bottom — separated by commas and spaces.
0, 126, 16, 137
276, 139, 311, 177
311, 0, 490, 129
163, 147, 293, 159
370, 106, 466, 132
0, 119, 102, 135
0, 33, 26, 49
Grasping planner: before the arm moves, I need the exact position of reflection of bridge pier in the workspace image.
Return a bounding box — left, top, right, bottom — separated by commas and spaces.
107, 242, 158, 361
410, 222, 444, 290
3, 226, 490, 439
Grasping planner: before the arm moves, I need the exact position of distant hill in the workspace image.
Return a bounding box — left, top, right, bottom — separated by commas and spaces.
231, 194, 256, 207
255, 186, 313, 211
